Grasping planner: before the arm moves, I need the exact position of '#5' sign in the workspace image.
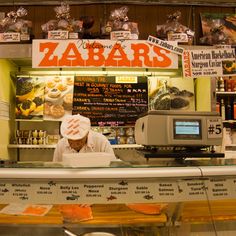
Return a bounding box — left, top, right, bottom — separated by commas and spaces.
207, 118, 223, 139
32, 39, 178, 69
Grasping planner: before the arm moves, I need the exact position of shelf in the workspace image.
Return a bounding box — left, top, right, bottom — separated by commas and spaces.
222, 120, 236, 123
7, 144, 143, 149
7, 144, 56, 149
0, 204, 167, 226
112, 144, 143, 149
226, 144, 236, 146
216, 92, 236, 95
181, 200, 236, 223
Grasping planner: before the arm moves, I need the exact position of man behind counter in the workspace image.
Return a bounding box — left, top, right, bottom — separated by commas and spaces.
53, 114, 116, 162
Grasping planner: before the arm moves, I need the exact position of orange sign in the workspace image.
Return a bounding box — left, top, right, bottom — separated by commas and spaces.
32, 39, 178, 69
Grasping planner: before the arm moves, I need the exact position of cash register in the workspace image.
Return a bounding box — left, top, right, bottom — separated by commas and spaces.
135, 110, 224, 159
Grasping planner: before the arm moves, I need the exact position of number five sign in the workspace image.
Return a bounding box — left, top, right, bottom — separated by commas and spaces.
207, 118, 223, 139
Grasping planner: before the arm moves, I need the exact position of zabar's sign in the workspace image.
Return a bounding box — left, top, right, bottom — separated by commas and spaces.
32, 39, 178, 69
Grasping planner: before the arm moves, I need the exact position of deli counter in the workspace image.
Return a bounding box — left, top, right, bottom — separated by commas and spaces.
1, 159, 236, 236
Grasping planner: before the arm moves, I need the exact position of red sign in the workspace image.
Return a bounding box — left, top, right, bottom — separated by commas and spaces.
32, 39, 178, 69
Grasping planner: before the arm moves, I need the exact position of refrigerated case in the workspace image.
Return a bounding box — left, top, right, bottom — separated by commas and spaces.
1, 161, 236, 235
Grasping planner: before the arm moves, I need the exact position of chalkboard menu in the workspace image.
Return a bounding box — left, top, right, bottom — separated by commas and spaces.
73, 76, 148, 126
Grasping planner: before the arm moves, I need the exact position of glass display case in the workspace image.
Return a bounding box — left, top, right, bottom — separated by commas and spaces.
0, 159, 236, 236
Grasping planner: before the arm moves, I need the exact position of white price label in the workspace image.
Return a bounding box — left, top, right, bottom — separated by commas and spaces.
207, 118, 223, 138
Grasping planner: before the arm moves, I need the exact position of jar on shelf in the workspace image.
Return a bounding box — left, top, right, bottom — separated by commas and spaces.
126, 127, 134, 136
38, 138, 44, 145
117, 127, 125, 136
32, 138, 38, 145
126, 136, 135, 144
32, 130, 38, 138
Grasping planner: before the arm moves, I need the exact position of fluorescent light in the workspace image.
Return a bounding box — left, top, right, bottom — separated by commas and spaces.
17, 69, 180, 77
151, 71, 178, 76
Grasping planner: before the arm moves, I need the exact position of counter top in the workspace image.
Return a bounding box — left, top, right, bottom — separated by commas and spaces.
1, 159, 236, 179
0, 166, 202, 179
0, 163, 236, 204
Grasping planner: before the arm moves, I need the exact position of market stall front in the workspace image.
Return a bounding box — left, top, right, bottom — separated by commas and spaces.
0, 2, 235, 233
0, 162, 236, 235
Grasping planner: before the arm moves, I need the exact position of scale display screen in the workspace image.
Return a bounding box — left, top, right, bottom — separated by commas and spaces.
173, 119, 202, 140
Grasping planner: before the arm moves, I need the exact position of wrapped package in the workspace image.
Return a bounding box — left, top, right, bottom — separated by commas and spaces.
0, 7, 32, 41
102, 6, 139, 40
156, 11, 194, 45
79, 15, 95, 39
41, 2, 83, 39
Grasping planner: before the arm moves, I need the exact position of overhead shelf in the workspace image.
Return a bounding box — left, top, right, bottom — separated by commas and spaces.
0, 0, 235, 7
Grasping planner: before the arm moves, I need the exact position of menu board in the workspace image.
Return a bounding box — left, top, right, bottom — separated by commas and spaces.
73, 76, 148, 126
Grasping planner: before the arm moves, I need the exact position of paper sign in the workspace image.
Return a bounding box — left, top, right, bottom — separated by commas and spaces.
48, 31, 68, 40
167, 33, 188, 43
110, 31, 131, 40
0, 33, 20, 42
0, 177, 236, 204
207, 118, 223, 139
147, 35, 184, 55
182, 48, 236, 78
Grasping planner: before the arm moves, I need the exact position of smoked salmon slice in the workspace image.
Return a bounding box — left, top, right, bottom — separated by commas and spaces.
22, 205, 51, 216
57, 204, 93, 222
126, 203, 168, 215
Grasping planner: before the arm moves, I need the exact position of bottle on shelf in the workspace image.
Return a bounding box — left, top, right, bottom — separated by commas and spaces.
233, 98, 236, 120
220, 99, 225, 120
216, 100, 220, 114
215, 77, 219, 92
226, 100, 232, 120
226, 77, 232, 92
219, 77, 225, 92
233, 77, 236, 92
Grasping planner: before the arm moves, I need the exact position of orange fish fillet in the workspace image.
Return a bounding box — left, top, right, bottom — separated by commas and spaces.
22, 205, 50, 216
126, 203, 167, 215
57, 204, 93, 222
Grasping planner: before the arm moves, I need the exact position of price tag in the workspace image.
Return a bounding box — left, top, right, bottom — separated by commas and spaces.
167, 33, 188, 43
207, 118, 223, 139
48, 31, 68, 40
0, 33, 20, 42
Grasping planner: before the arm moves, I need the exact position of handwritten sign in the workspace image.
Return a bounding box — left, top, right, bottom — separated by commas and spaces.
32, 39, 178, 69
0, 32, 20, 42
73, 76, 148, 126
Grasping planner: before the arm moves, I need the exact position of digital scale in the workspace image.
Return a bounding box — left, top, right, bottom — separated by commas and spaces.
135, 110, 224, 159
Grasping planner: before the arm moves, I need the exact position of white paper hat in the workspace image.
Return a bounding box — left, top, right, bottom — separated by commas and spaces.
60, 114, 91, 140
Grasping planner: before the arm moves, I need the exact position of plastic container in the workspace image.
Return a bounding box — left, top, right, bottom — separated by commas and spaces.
62, 152, 116, 167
